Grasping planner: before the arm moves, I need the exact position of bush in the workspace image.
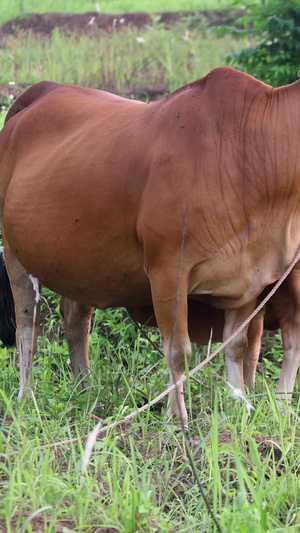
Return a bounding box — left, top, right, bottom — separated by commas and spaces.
217, 0, 300, 87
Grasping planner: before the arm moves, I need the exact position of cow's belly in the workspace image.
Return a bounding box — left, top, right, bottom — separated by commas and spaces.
5, 220, 152, 308
6, 226, 151, 308
3, 178, 151, 309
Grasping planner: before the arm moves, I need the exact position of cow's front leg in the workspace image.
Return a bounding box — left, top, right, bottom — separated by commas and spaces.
223, 301, 257, 396
149, 267, 191, 426
243, 308, 265, 391
270, 269, 300, 404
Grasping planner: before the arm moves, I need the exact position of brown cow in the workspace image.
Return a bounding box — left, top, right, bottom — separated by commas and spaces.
1, 67, 300, 424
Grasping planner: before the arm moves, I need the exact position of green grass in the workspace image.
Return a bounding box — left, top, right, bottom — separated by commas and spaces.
0, 290, 300, 532
1, 0, 233, 27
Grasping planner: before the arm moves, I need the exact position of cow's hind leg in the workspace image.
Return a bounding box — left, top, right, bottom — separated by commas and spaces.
3, 240, 40, 400
60, 297, 93, 383
149, 268, 191, 426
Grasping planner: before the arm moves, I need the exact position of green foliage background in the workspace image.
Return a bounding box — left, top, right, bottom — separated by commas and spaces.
222, 0, 300, 86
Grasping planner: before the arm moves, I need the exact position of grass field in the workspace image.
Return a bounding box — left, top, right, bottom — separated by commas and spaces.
0, 294, 299, 532
0, 24, 249, 94
0, 2, 300, 532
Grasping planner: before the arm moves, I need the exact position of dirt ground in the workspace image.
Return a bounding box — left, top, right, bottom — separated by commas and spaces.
0, 9, 241, 104
0, 9, 239, 37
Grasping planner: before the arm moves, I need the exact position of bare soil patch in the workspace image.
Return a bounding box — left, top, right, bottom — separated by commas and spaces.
0, 10, 239, 38
0, 513, 117, 533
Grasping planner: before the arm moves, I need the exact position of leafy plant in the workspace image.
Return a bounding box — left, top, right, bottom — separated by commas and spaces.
216, 0, 300, 87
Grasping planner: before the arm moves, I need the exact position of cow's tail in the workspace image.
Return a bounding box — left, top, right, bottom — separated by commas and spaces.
0, 252, 16, 346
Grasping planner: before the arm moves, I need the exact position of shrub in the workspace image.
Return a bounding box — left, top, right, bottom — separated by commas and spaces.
217, 0, 300, 87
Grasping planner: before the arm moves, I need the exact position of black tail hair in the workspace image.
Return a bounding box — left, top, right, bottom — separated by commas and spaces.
0, 252, 16, 346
